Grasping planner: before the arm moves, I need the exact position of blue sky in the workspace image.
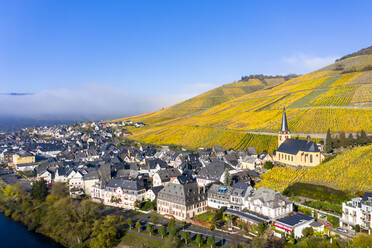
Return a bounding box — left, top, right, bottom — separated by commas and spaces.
1, 0, 371, 119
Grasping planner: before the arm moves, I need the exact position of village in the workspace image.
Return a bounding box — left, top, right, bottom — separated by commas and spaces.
0, 108, 371, 247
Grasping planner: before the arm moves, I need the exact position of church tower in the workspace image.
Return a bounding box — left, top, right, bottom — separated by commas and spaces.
278, 106, 291, 147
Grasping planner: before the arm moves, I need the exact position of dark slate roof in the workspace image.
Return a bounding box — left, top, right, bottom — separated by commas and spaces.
176, 172, 195, 185
208, 184, 233, 200
197, 160, 229, 180
277, 139, 320, 155
157, 168, 181, 182
83, 169, 99, 180
362, 192, 372, 202
144, 158, 167, 170
107, 178, 145, 191
258, 152, 268, 159
225, 209, 269, 224
149, 185, 164, 195
57, 167, 69, 176
246, 147, 257, 156
276, 213, 313, 227
231, 182, 251, 197
158, 182, 206, 206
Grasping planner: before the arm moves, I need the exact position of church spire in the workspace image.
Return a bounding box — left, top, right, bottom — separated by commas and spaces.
281, 106, 289, 133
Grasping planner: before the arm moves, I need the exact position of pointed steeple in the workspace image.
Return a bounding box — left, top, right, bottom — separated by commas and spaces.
280, 106, 289, 132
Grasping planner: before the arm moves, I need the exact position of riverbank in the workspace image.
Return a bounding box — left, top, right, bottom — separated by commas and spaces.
0, 183, 123, 248
0, 213, 61, 248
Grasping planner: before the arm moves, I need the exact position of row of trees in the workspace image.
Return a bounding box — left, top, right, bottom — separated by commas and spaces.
126, 217, 216, 247
240, 74, 298, 82
325, 129, 369, 153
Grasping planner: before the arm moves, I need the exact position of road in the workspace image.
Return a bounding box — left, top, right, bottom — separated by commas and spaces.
243, 130, 372, 139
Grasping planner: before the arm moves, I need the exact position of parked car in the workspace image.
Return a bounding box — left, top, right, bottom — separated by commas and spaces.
336, 227, 348, 233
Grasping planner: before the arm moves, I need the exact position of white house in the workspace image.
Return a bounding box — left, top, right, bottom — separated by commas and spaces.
69, 170, 84, 191
83, 170, 100, 196
152, 168, 181, 187
145, 186, 164, 201
207, 184, 233, 209
340, 192, 372, 231
92, 177, 146, 210
37, 168, 53, 184
245, 187, 293, 219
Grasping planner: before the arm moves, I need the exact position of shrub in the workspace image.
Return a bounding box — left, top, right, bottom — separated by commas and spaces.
263, 161, 273, 170
302, 227, 314, 237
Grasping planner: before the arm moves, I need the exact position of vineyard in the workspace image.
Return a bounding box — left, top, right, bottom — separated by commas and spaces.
129, 125, 277, 154
112, 50, 372, 151
351, 84, 372, 105
330, 72, 362, 87
233, 133, 277, 154
256, 145, 372, 193
310, 85, 357, 106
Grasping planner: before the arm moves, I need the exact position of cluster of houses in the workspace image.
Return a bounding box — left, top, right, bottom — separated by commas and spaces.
0, 112, 329, 239
107, 120, 146, 129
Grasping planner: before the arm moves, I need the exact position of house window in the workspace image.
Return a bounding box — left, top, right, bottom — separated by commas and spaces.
310, 155, 313, 163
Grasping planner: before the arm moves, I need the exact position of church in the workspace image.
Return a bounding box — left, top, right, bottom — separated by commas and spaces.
273, 107, 324, 167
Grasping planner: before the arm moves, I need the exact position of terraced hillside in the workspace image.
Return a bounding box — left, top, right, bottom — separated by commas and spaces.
113, 47, 372, 151
256, 145, 372, 193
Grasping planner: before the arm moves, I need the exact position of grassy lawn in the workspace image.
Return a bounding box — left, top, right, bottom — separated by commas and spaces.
283, 182, 350, 204
193, 210, 215, 222
117, 232, 180, 248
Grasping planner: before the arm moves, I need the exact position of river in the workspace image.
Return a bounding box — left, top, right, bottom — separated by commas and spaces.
0, 213, 62, 248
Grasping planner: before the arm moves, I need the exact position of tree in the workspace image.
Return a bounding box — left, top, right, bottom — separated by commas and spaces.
263, 161, 273, 170
31, 179, 48, 201
325, 128, 332, 153
119, 216, 125, 225
257, 222, 268, 236
354, 224, 360, 232
135, 221, 142, 232
339, 132, 347, 147
302, 227, 314, 237
223, 168, 231, 186
50, 182, 68, 199
158, 225, 167, 238
195, 234, 203, 247
127, 217, 133, 229
207, 236, 215, 248
168, 219, 176, 229
146, 224, 154, 236
181, 231, 191, 245
359, 130, 368, 145
150, 215, 158, 225
169, 227, 178, 240
347, 133, 355, 147
90, 216, 120, 248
